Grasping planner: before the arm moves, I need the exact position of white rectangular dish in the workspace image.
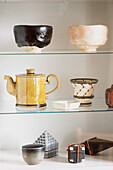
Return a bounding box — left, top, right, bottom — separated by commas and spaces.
52, 100, 80, 110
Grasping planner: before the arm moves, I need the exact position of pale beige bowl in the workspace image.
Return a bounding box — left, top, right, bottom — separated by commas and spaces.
69, 25, 108, 52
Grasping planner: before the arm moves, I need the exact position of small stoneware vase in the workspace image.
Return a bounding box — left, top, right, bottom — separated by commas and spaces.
22, 144, 45, 165
69, 25, 108, 52
70, 78, 98, 105
4, 69, 60, 109
14, 25, 53, 52
105, 85, 113, 108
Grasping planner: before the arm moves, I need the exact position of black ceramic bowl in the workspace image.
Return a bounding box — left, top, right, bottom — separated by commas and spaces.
22, 144, 45, 165
14, 25, 53, 48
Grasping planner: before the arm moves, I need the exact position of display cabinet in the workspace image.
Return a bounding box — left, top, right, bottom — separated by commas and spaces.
0, 0, 113, 169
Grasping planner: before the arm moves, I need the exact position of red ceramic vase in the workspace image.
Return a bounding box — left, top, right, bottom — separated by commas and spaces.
105, 85, 113, 108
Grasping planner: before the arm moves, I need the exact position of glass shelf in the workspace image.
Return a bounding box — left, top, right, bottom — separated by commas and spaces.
3, 0, 113, 3
0, 98, 113, 115
0, 50, 113, 55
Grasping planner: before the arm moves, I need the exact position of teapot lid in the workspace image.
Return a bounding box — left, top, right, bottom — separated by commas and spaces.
16, 69, 45, 77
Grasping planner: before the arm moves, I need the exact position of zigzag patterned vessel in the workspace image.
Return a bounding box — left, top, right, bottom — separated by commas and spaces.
34, 130, 59, 158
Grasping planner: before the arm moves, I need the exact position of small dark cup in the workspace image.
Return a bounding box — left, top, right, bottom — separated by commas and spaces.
14, 25, 53, 49
22, 144, 45, 165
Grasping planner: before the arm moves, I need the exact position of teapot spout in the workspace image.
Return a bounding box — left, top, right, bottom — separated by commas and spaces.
4, 75, 16, 96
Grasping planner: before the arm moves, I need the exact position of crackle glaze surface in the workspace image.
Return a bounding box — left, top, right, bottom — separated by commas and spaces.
69, 25, 108, 52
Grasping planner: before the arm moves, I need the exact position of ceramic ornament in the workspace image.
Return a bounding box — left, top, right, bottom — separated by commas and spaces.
82, 137, 113, 155
70, 78, 98, 105
105, 85, 113, 108
68, 143, 85, 163
34, 130, 59, 158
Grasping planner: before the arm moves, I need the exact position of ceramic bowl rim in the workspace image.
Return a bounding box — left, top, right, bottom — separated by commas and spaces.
69, 24, 108, 28
14, 25, 53, 29
22, 144, 45, 151
70, 78, 98, 84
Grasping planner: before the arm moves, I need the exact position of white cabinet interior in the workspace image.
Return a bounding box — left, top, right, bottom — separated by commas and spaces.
0, 1, 113, 169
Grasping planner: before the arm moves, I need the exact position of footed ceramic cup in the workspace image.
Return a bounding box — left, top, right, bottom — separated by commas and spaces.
22, 144, 45, 165
69, 25, 108, 52
14, 25, 53, 52
70, 78, 98, 105
4, 69, 60, 108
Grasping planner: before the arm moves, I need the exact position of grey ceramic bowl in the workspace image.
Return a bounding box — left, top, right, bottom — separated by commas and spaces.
22, 144, 45, 165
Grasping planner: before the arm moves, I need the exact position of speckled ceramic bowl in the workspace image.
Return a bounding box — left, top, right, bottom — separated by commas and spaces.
14, 25, 53, 52
69, 25, 108, 52
22, 144, 45, 165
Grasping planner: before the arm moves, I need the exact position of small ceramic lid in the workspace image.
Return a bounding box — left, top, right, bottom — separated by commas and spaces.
16, 69, 45, 77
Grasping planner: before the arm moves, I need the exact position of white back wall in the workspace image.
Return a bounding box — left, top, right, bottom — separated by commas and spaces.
0, 1, 113, 149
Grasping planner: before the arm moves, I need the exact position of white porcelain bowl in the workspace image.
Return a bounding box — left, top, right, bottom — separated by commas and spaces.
69, 25, 108, 52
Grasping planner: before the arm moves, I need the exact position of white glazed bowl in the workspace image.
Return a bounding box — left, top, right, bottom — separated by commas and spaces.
69, 25, 108, 52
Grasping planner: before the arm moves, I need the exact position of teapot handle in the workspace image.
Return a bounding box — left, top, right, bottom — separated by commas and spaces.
46, 74, 60, 95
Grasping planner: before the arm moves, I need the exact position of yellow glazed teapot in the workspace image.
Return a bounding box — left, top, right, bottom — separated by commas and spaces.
4, 69, 60, 108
